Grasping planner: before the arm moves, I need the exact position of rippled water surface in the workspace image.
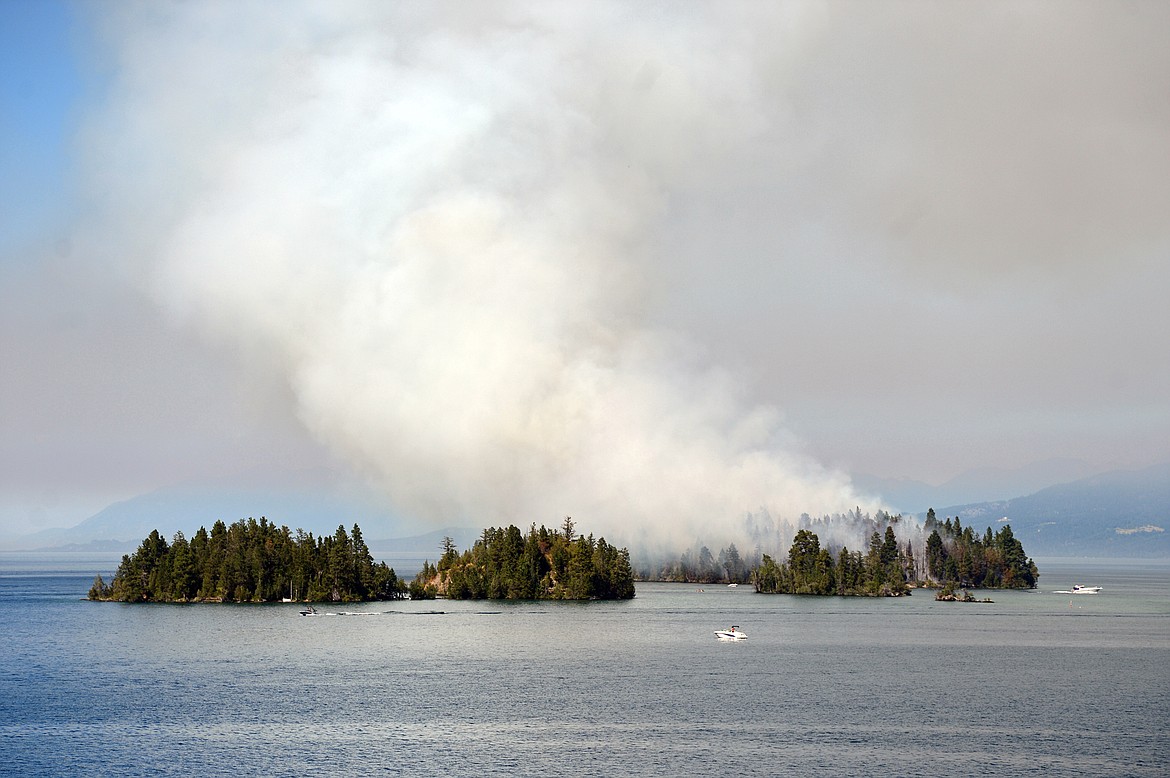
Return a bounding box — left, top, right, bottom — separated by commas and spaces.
2, 556, 1167, 776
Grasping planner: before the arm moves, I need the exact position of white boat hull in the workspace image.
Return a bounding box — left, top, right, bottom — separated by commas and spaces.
715, 629, 747, 640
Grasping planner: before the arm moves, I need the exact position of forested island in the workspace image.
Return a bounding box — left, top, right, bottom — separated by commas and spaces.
89, 509, 1028, 604
409, 517, 635, 600
753, 510, 1038, 596
90, 516, 635, 603
633, 507, 1037, 597
89, 518, 406, 603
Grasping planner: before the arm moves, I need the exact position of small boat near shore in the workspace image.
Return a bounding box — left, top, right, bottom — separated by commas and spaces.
715, 625, 747, 640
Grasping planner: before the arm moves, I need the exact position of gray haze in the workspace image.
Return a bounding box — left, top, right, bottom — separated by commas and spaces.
2, 2, 1168, 546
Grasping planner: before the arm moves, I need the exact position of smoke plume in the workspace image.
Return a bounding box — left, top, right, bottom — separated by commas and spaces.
80, 3, 898, 548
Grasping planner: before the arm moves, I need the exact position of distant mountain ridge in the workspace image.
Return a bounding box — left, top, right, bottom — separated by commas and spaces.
5, 467, 481, 558
7, 462, 1167, 559
852, 458, 1101, 514
935, 462, 1170, 558
6, 468, 406, 552
369, 527, 481, 555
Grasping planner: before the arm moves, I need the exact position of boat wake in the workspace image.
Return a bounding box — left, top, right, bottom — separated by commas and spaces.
1052, 585, 1103, 595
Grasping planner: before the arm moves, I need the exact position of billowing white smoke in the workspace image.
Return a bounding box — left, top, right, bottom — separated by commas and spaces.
82, 3, 880, 549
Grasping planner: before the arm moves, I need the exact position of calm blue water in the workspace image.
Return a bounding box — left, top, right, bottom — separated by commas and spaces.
2, 554, 1167, 776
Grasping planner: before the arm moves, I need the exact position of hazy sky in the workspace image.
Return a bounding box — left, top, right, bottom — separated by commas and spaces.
2, 1, 1168, 540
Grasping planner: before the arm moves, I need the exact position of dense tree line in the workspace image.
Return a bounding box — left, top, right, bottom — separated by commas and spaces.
922, 509, 1038, 589
89, 518, 406, 603
753, 513, 1037, 596
642, 507, 912, 585
638, 542, 756, 584
411, 517, 635, 600
754, 526, 914, 596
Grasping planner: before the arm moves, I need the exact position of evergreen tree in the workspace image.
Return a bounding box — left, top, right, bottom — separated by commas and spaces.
926, 529, 946, 581
88, 574, 110, 600
170, 532, 198, 601
698, 546, 718, 583
721, 543, 747, 584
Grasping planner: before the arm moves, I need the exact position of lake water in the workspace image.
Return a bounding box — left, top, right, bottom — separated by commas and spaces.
2, 554, 1167, 776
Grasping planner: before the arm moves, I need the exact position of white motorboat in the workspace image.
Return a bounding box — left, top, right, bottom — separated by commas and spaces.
1053, 584, 1103, 595
715, 625, 747, 640
299, 605, 319, 616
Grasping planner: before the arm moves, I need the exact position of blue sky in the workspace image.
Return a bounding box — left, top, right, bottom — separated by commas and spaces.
2, 2, 1168, 541
0, 0, 84, 254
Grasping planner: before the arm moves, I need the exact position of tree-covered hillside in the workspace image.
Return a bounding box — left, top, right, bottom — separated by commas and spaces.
89, 518, 406, 603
